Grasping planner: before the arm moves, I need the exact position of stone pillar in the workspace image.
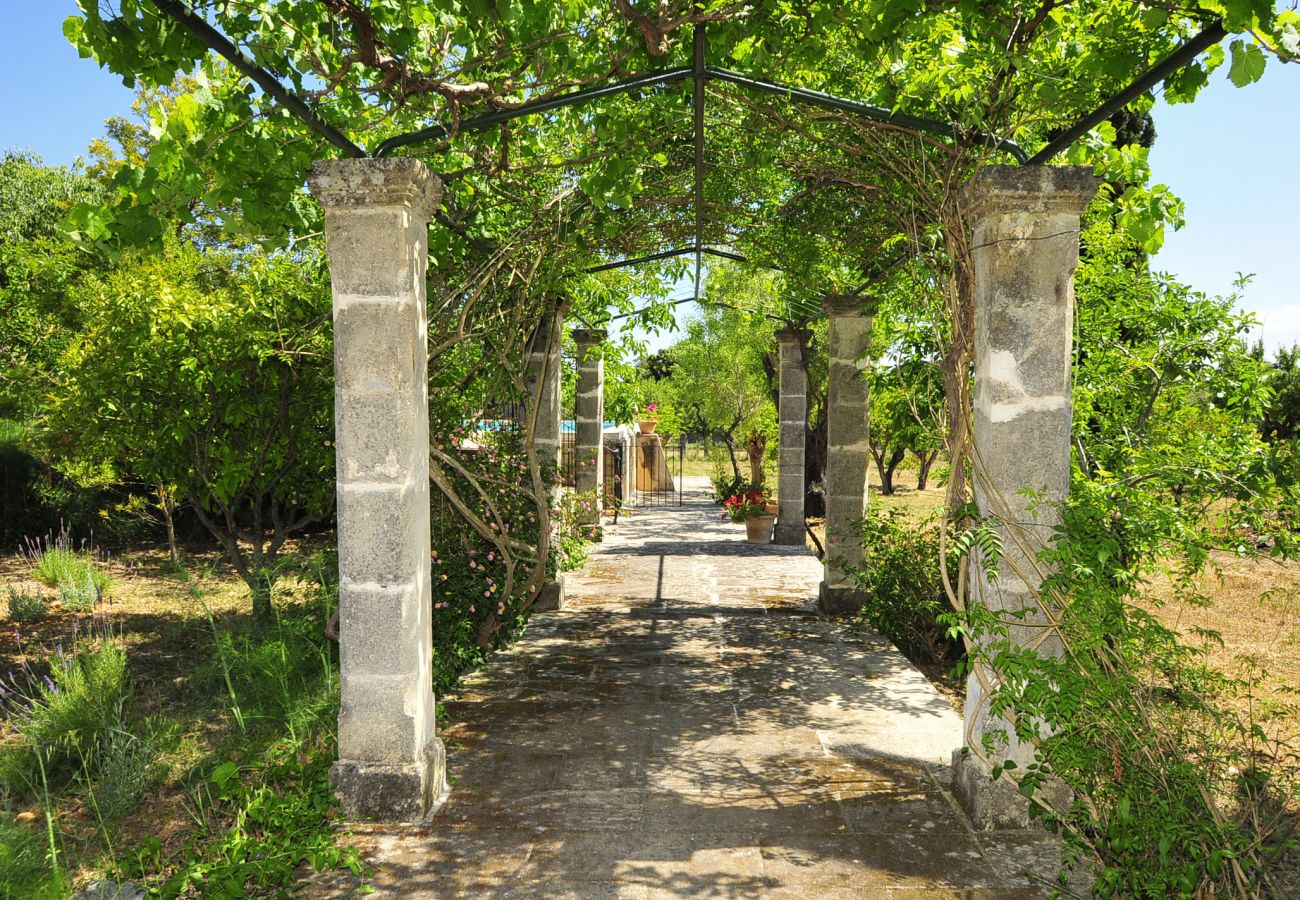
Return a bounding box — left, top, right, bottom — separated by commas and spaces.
773, 328, 811, 545
528, 304, 567, 611
818, 295, 877, 614
525, 303, 565, 472
309, 158, 448, 822
572, 329, 606, 533
952, 165, 1099, 829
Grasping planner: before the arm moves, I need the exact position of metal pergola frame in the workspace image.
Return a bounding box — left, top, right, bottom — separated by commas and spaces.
151, 1, 1229, 315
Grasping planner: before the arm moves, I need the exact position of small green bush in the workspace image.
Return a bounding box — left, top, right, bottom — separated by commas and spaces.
5, 586, 47, 623
4, 640, 131, 787
840, 509, 960, 664
32, 548, 108, 593
708, 470, 751, 505
91, 729, 158, 821
57, 572, 100, 612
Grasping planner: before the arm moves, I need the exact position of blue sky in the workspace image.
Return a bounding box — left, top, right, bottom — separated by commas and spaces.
2, 4, 1296, 352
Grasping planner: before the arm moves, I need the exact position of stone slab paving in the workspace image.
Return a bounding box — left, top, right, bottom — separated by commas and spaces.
301, 483, 1065, 898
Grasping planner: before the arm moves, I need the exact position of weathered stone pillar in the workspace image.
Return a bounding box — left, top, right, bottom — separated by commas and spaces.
310, 158, 448, 822
773, 328, 811, 545
818, 295, 877, 614
572, 329, 606, 533
952, 165, 1099, 829
525, 303, 565, 472
527, 303, 567, 611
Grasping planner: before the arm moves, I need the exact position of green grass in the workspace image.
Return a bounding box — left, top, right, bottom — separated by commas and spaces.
0, 813, 66, 900
0, 556, 361, 897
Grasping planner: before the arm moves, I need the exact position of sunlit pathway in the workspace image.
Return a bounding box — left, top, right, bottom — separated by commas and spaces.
303, 482, 1063, 898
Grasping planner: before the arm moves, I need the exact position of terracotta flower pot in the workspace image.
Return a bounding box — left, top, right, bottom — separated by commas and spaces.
639, 420, 658, 434
745, 513, 776, 544
763, 500, 778, 515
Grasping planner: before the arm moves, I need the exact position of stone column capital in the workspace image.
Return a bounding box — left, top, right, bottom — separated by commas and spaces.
308, 158, 442, 219
963, 165, 1100, 221
822, 294, 880, 318
571, 328, 607, 347
774, 327, 812, 348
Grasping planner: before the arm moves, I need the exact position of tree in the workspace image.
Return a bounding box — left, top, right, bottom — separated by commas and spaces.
43, 242, 335, 620
1258, 342, 1300, 443
0, 151, 107, 419
663, 305, 776, 486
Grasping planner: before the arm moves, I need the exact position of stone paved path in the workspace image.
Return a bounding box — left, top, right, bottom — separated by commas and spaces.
304, 484, 1063, 898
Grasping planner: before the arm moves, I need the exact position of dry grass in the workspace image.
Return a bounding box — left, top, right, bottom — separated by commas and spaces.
0, 545, 249, 689
1142, 552, 1300, 741
807, 463, 1300, 749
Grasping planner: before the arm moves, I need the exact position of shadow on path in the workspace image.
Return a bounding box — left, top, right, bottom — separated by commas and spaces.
301, 491, 1064, 898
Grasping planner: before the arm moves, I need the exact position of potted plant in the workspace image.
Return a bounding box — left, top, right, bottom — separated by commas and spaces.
721, 487, 777, 544
639, 402, 660, 435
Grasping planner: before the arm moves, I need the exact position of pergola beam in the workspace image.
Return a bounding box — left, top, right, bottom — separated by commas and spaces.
152, 0, 366, 158
373, 67, 693, 158
706, 66, 1028, 164
1027, 21, 1227, 164
692, 21, 708, 302
580, 244, 753, 275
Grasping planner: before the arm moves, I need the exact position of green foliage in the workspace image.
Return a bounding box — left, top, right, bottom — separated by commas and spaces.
5, 586, 48, 624
43, 241, 335, 618
117, 580, 357, 895
841, 510, 959, 664
57, 572, 101, 613
90, 729, 159, 822
659, 289, 778, 483
203, 603, 339, 739
551, 490, 598, 576
30, 547, 108, 594
865, 316, 944, 495
133, 740, 361, 897
1260, 343, 1300, 443
1, 640, 131, 786
0, 153, 107, 421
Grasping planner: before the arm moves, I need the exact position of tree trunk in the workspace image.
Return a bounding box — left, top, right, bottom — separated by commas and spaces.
915, 449, 939, 491
251, 577, 274, 623
871, 445, 906, 496
803, 407, 827, 517
941, 235, 977, 521
721, 432, 742, 480
745, 433, 766, 488
157, 483, 180, 565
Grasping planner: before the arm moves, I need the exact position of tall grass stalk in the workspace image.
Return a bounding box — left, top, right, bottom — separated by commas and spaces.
183, 572, 246, 734
36, 751, 59, 887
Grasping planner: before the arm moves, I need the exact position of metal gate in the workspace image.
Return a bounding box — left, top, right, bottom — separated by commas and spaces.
559, 431, 577, 487
602, 441, 628, 513
635, 432, 685, 507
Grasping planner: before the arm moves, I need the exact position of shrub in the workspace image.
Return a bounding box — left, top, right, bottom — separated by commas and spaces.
26, 529, 109, 594
57, 572, 100, 612
5, 586, 47, 623
840, 509, 960, 665
2, 639, 131, 786
709, 470, 750, 505
91, 729, 158, 821
551, 489, 597, 575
